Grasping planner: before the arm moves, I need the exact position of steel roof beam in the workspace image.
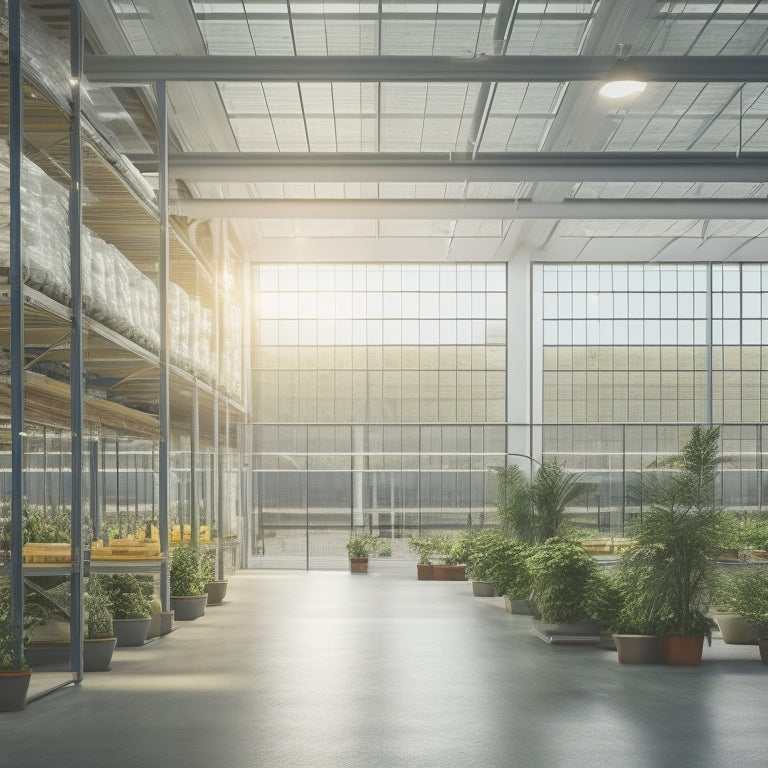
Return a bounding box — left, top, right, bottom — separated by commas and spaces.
158, 151, 768, 183
84, 54, 768, 85
175, 197, 768, 220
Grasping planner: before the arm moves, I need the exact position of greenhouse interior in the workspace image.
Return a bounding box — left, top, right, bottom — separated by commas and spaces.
2, 1, 768, 765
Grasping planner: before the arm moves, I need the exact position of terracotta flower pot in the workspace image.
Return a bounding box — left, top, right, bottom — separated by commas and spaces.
416, 563, 434, 580
433, 564, 466, 581
660, 635, 705, 666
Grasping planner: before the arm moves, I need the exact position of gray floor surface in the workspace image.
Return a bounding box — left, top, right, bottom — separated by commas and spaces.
2, 570, 767, 768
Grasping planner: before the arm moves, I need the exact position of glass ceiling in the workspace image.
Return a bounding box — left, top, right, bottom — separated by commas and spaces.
91, 0, 768, 257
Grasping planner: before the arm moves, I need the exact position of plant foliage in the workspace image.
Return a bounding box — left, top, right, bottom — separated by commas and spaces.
619, 425, 726, 637
718, 569, 768, 638
100, 574, 152, 619
527, 538, 604, 624
170, 545, 208, 596
346, 533, 390, 558
496, 460, 583, 544
464, 529, 533, 597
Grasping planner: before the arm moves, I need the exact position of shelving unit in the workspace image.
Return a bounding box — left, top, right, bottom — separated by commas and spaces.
1, 2, 247, 696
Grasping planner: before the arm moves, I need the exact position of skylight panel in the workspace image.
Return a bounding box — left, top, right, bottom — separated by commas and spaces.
231, 117, 279, 151
306, 118, 338, 151
198, 21, 257, 54
248, 18, 295, 55
421, 118, 462, 151
380, 19, 438, 54
219, 83, 269, 115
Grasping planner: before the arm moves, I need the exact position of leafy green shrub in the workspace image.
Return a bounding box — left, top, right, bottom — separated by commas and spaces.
527, 538, 603, 624
170, 545, 208, 596
23, 501, 71, 543
718, 569, 768, 638
465, 529, 532, 597
0, 579, 46, 670
346, 533, 389, 558
85, 577, 114, 639
100, 574, 152, 619
409, 535, 440, 565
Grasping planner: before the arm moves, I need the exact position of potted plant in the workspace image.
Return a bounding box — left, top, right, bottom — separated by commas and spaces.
346, 533, 389, 573
527, 537, 604, 641
202, 548, 228, 606
465, 529, 531, 599
465, 529, 501, 595
83, 576, 117, 671
619, 426, 727, 665
433, 531, 473, 581
170, 544, 208, 619
718, 568, 768, 662
409, 536, 438, 580
0, 580, 36, 711
101, 574, 152, 646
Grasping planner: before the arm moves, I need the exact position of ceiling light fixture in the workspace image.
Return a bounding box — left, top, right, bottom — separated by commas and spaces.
599, 80, 647, 99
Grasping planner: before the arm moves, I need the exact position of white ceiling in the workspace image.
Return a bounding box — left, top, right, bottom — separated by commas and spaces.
75, 0, 768, 264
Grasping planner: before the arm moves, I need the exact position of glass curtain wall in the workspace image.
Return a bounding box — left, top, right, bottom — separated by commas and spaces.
246, 263, 507, 568
533, 263, 768, 531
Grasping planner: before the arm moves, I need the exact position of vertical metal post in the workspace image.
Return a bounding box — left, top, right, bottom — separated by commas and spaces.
8, 0, 25, 672
90, 441, 100, 540
69, 0, 85, 683
213, 224, 222, 578
706, 262, 713, 425
157, 80, 171, 609
191, 384, 199, 547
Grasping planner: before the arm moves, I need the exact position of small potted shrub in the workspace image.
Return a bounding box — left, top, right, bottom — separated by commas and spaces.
346, 533, 388, 573
83, 577, 117, 671
170, 545, 209, 619
0, 580, 40, 711
409, 536, 438, 580
433, 531, 472, 581
101, 574, 152, 646
202, 549, 228, 607
527, 537, 604, 640
719, 568, 768, 663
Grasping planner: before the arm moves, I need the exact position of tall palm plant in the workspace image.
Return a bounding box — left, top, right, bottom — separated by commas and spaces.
620, 425, 728, 638
496, 459, 582, 544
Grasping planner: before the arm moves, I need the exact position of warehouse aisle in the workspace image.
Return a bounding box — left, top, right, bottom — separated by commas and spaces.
4, 570, 766, 768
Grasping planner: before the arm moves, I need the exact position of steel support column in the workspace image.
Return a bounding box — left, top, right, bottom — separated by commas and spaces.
191, 384, 199, 548
8, 0, 25, 672
69, 0, 85, 684
157, 80, 171, 610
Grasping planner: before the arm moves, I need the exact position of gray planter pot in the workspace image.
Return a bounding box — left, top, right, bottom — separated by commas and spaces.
532, 620, 601, 643
147, 610, 175, 638
472, 581, 495, 597
170, 594, 208, 621
713, 613, 759, 644
205, 580, 229, 606
0, 670, 32, 712
614, 634, 662, 664
84, 637, 117, 672
113, 617, 151, 647
504, 596, 533, 615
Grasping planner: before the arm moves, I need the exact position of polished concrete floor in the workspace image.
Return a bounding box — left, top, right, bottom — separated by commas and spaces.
3, 570, 767, 768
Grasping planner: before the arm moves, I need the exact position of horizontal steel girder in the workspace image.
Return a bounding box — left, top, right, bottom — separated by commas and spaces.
84, 54, 768, 84
160, 151, 768, 184
175, 197, 768, 220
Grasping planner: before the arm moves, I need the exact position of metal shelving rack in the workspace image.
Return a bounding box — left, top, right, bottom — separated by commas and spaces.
1, 0, 245, 700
